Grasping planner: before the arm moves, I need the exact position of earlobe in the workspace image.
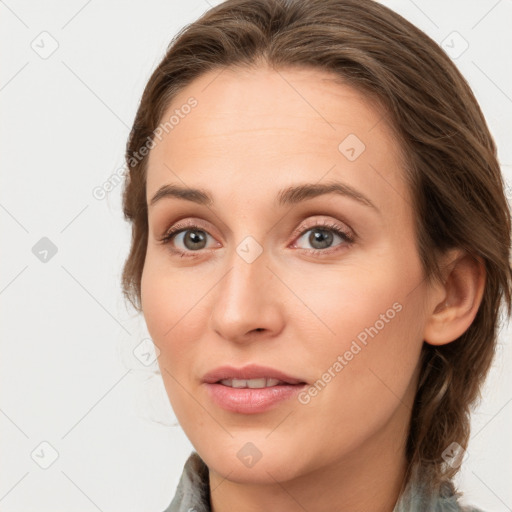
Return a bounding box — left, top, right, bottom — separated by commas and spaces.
423, 252, 486, 346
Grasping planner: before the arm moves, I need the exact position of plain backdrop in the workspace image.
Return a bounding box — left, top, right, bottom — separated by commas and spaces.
1, 0, 511, 510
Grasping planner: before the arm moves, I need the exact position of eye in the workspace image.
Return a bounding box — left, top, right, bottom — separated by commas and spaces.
292, 220, 354, 253
159, 224, 217, 255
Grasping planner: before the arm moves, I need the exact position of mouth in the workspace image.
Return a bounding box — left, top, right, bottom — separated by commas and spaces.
202, 365, 307, 414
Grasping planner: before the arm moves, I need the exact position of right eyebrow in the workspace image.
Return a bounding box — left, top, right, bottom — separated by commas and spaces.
149, 184, 212, 207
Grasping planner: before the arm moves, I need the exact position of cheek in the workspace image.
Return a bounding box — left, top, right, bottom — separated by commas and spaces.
288, 262, 408, 349
295, 253, 425, 397
141, 261, 207, 427
291, 274, 424, 465
140, 252, 213, 376
141, 255, 187, 361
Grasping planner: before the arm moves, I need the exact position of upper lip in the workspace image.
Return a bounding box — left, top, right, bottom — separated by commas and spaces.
202, 364, 306, 385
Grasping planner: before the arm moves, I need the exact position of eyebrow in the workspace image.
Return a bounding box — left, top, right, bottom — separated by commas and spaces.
149, 181, 378, 211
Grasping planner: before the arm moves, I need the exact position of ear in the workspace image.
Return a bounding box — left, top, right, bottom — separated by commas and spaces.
423, 250, 486, 346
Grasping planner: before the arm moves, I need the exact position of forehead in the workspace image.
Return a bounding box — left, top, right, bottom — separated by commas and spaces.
145, 65, 408, 215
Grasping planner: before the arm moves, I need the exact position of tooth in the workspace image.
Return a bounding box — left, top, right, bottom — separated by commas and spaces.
247, 378, 267, 389
218, 378, 286, 388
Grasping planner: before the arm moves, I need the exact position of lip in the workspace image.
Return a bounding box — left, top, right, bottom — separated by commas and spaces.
201, 364, 306, 385
202, 364, 307, 414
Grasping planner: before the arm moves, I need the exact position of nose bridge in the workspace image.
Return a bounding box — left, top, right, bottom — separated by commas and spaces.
208, 236, 284, 341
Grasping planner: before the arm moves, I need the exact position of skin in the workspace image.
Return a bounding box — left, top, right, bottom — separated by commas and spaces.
141, 65, 485, 512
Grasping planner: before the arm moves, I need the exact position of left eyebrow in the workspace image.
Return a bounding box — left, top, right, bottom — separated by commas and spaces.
276, 181, 378, 212
149, 180, 379, 212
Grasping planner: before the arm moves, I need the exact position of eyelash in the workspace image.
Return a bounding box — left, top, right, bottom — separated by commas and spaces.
158, 219, 356, 259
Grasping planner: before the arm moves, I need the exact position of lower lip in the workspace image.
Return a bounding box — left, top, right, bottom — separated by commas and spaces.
204, 382, 306, 414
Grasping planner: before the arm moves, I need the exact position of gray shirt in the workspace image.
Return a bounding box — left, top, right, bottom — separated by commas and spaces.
162, 451, 485, 512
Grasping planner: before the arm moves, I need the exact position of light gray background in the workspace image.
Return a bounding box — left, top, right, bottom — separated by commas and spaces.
1, 0, 511, 510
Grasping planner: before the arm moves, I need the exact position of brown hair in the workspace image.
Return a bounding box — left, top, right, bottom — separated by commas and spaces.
121, 0, 512, 494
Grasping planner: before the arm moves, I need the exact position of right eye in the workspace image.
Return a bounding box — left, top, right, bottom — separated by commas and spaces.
159, 223, 219, 257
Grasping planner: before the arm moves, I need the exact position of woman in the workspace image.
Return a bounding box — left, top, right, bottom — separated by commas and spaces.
121, 0, 511, 510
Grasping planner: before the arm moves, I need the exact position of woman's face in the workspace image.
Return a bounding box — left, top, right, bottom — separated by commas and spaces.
142, 65, 431, 483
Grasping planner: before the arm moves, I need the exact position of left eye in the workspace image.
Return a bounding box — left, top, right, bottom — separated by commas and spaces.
294, 225, 353, 251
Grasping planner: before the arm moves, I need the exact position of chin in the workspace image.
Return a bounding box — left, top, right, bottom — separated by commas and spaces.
197, 438, 312, 485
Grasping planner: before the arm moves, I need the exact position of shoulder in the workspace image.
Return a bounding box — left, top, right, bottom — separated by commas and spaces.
161, 452, 210, 512
394, 477, 487, 512
441, 480, 487, 512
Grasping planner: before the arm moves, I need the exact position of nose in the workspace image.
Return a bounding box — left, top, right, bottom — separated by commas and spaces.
208, 243, 285, 344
